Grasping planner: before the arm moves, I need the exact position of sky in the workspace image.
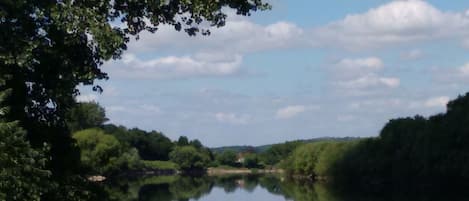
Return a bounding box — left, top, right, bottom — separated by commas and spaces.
79, 0, 469, 147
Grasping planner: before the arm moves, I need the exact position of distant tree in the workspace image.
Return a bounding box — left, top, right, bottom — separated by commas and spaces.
243, 153, 260, 168
190, 139, 203, 149
66, 102, 108, 132
102, 125, 174, 160
169, 146, 210, 171
260, 141, 304, 166
73, 128, 141, 175
177, 136, 190, 146
1, 0, 270, 183
216, 150, 238, 167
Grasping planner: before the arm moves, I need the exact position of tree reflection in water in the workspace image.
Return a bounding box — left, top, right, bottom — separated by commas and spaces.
104, 174, 469, 201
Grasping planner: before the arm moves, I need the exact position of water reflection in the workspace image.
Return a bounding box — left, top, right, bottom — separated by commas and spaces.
104, 174, 469, 201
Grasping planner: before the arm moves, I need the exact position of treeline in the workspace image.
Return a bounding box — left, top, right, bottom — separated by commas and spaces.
65, 102, 215, 176
282, 92, 469, 188
68, 102, 312, 175
213, 137, 359, 168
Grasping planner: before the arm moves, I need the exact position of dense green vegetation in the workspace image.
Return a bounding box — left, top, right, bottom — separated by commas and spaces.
169, 146, 211, 171
216, 150, 239, 167
282, 93, 469, 188
73, 128, 141, 175
0, 0, 268, 199
102, 124, 174, 161
0, 91, 51, 200
66, 102, 214, 175
212, 137, 358, 168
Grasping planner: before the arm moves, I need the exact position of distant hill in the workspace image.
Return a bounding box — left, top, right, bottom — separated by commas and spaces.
210, 137, 360, 153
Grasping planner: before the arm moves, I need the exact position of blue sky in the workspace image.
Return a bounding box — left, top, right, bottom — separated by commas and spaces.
79, 0, 469, 147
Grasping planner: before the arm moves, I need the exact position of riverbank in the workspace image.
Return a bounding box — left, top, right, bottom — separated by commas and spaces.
207, 167, 284, 176
89, 167, 284, 182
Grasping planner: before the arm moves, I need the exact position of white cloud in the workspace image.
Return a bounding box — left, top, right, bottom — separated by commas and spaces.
337, 57, 383, 70
408, 96, 450, 109
276, 105, 318, 119
330, 57, 400, 96
215, 112, 251, 125
76, 94, 98, 102
126, 15, 304, 54
335, 75, 400, 89
105, 53, 243, 79
401, 49, 424, 60
312, 0, 469, 50
424, 96, 450, 108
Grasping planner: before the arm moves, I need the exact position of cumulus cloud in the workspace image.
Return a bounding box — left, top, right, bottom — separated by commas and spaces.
105, 53, 243, 79
335, 75, 400, 89
276, 105, 319, 119
126, 15, 304, 54
215, 112, 251, 125
424, 96, 450, 108
330, 57, 400, 96
409, 96, 450, 109
336, 57, 383, 71
312, 0, 469, 50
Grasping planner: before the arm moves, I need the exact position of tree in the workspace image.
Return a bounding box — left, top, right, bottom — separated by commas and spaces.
190, 139, 203, 149
102, 125, 175, 160
66, 102, 108, 132
0, 88, 51, 201
169, 146, 210, 171
260, 141, 304, 166
73, 128, 141, 175
243, 153, 260, 168
177, 136, 190, 146
216, 150, 238, 167
1, 0, 270, 177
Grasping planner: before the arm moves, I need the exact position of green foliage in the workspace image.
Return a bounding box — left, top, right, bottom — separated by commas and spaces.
66, 102, 108, 132
142, 160, 179, 171
216, 150, 238, 167
1, 0, 269, 200
177, 136, 190, 146
243, 153, 260, 168
102, 124, 174, 161
73, 128, 141, 175
1, 0, 268, 181
282, 92, 469, 187
282, 141, 359, 179
0, 88, 50, 200
332, 93, 469, 185
169, 146, 211, 171
260, 141, 305, 166
0, 121, 52, 201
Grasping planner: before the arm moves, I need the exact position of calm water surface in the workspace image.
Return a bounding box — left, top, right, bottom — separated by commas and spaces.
104, 174, 468, 201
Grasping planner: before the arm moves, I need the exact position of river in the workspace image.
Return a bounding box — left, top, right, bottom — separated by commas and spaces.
103, 174, 469, 201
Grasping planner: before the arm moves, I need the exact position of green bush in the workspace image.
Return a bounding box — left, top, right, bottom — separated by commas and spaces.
73, 128, 141, 175
169, 146, 211, 171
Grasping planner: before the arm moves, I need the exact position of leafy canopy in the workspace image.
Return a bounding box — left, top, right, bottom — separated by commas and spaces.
1, 0, 269, 175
